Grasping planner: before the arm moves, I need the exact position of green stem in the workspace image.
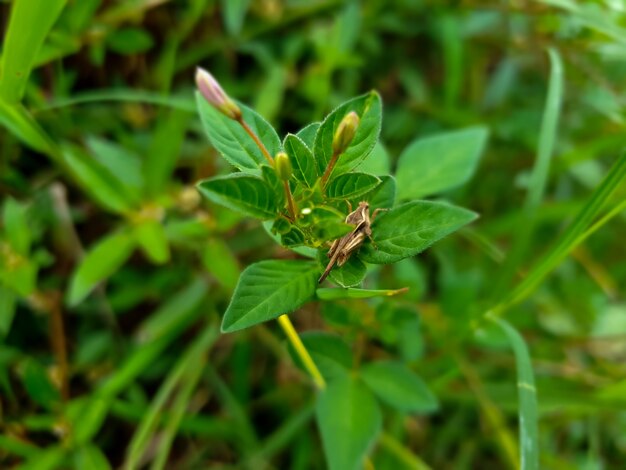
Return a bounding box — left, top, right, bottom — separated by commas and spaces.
283, 181, 298, 221
320, 149, 341, 188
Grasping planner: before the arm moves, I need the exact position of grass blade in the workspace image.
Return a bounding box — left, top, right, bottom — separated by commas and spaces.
493, 48, 563, 296
0, 0, 67, 103
489, 317, 539, 470
125, 324, 218, 470
150, 327, 218, 470
491, 151, 626, 316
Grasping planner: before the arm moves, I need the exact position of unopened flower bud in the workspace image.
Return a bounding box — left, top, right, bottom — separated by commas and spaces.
274, 152, 293, 181
332, 111, 360, 155
195, 67, 242, 120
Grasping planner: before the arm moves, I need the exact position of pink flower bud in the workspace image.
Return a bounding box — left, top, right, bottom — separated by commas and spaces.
195, 67, 242, 120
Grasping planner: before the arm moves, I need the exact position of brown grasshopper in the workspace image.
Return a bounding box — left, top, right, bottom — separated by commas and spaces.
318, 201, 384, 283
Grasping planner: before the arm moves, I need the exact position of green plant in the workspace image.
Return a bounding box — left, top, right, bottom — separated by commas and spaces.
195, 67, 485, 469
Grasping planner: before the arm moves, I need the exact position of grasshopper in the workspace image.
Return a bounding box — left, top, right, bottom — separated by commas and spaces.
318, 201, 383, 283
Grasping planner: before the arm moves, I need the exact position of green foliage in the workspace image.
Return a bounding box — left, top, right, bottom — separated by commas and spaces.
2, 1, 625, 469
316, 375, 382, 470
395, 127, 489, 199
221, 260, 318, 332
360, 361, 438, 414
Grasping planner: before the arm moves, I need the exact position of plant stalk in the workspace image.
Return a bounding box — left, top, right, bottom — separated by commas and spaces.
276, 314, 326, 390
237, 117, 274, 165
283, 181, 297, 221
320, 149, 341, 188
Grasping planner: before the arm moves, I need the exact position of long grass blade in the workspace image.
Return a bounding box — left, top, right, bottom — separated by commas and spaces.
493, 48, 563, 296
491, 151, 626, 316
0, 0, 67, 103
489, 317, 539, 470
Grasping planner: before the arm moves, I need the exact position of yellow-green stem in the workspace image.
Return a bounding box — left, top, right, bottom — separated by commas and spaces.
276, 314, 378, 469
277, 314, 326, 390
237, 117, 274, 165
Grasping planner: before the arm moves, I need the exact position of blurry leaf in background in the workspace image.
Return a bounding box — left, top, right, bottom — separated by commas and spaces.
67, 229, 136, 306
17, 358, 61, 409
86, 137, 144, 196
490, 317, 539, 470
144, 109, 189, 197
288, 331, 352, 381
316, 374, 381, 470
62, 145, 138, 214
221, 0, 252, 36
360, 361, 438, 414
221, 260, 318, 332
0, 285, 17, 339
106, 28, 154, 55
0, 0, 67, 103
200, 238, 241, 292
133, 219, 170, 264
395, 127, 489, 200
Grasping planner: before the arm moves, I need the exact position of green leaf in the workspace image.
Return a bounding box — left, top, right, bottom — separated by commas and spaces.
261, 165, 284, 207
18, 358, 60, 410
86, 136, 143, 196
316, 287, 408, 301
360, 361, 438, 414
326, 173, 381, 200
490, 317, 539, 470
492, 49, 563, 297
355, 175, 396, 210
221, 0, 251, 35
0, 101, 58, 156
0, 285, 17, 339
133, 220, 170, 264
288, 331, 352, 381
221, 260, 318, 333
316, 375, 381, 470
65, 397, 109, 446
74, 445, 112, 470
296, 122, 320, 148
261, 221, 317, 258
197, 173, 278, 219
3, 197, 31, 254
314, 91, 382, 177
0, 255, 37, 297
19, 446, 66, 470
134, 278, 207, 345
0, 0, 67, 103
493, 152, 626, 315
284, 133, 318, 188
62, 145, 137, 214
145, 109, 189, 197
317, 251, 366, 288
196, 92, 281, 171
106, 27, 154, 55
395, 126, 489, 200
356, 141, 391, 175
360, 201, 477, 264
67, 229, 136, 306
200, 238, 241, 292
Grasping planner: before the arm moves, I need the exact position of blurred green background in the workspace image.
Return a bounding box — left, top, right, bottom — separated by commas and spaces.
1, 0, 626, 468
